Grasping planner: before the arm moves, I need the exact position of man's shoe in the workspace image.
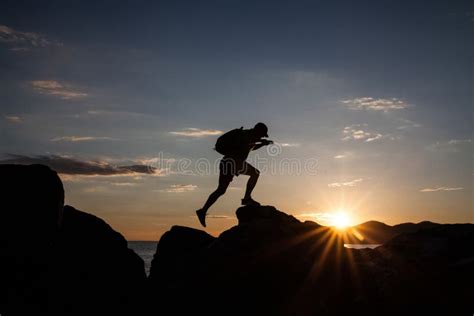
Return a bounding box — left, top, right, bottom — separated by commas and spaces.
196, 209, 207, 227
241, 197, 261, 206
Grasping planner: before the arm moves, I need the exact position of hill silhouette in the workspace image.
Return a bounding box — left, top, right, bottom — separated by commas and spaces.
0, 164, 472, 316
340, 220, 440, 244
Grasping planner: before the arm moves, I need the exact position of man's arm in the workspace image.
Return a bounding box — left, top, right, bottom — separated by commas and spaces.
250, 139, 273, 151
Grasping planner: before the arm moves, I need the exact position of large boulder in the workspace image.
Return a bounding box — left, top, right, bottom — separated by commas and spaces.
148, 205, 474, 316
50, 205, 146, 315
0, 164, 64, 315
148, 205, 346, 315
0, 164, 146, 315
0, 164, 64, 254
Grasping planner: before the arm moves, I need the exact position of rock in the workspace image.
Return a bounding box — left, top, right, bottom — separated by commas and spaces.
148, 205, 344, 315
148, 225, 215, 284
0, 164, 64, 254
148, 204, 474, 316
51, 205, 146, 315
0, 164, 146, 316
0, 164, 65, 315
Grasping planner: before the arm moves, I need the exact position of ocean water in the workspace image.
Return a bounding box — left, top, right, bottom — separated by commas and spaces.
344, 244, 381, 249
128, 241, 157, 275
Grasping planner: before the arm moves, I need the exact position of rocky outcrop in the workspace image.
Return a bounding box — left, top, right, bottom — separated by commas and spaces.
0, 164, 146, 316
148, 205, 346, 315
148, 205, 474, 316
50, 205, 146, 315
1, 163, 472, 315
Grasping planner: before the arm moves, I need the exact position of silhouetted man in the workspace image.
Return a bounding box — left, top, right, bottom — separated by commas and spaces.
196, 122, 273, 227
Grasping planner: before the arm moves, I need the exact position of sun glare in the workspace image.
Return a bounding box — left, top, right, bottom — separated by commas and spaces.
332, 212, 351, 230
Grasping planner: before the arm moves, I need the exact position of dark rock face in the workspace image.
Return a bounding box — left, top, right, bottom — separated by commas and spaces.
149, 205, 474, 316
51, 205, 146, 315
148, 205, 345, 315
0, 164, 65, 315
0, 164, 64, 254
0, 164, 146, 316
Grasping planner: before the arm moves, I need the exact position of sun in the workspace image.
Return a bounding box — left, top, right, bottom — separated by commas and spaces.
332, 211, 351, 230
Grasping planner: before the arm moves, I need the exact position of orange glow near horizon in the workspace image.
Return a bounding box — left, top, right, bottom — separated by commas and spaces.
331, 211, 351, 230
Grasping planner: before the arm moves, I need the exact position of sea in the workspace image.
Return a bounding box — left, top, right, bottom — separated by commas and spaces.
344, 244, 381, 249
129, 241, 382, 275
128, 241, 157, 275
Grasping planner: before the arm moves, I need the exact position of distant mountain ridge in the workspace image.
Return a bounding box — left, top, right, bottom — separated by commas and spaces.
340, 220, 440, 244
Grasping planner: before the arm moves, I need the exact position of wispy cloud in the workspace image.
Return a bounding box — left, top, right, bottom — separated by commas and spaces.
334, 152, 353, 159
426, 139, 472, 152
207, 215, 232, 219
0, 154, 158, 176
396, 118, 421, 130
4, 115, 23, 123
0, 24, 62, 49
51, 136, 117, 142
31, 80, 88, 99
170, 128, 222, 137
342, 124, 384, 142
165, 184, 197, 193
279, 143, 300, 147
341, 97, 409, 111
188, 214, 231, 219
447, 139, 472, 145
111, 182, 138, 187
328, 178, 363, 188
420, 187, 464, 192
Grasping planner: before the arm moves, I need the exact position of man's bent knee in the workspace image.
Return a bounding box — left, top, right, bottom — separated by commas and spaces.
215, 185, 228, 196
251, 169, 260, 178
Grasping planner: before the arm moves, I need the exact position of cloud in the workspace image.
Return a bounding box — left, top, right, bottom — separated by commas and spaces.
51, 136, 117, 142
188, 214, 231, 219
170, 128, 223, 137
341, 97, 409, 111
280, 143, 300, 147
165, 184, 197, 193
111, 182, 138, 187
30, 80, 88, 99
396, 118, 421, 130
426, 139, 472, 152
4, 115, 23, 123
420, 187, 464, 192
447, 139, 472, 145
0, 25, 62, 49
328, 178, 363, 188
0, 154, 158, 176
333, 152, 354, 159
342, 125, 384, 142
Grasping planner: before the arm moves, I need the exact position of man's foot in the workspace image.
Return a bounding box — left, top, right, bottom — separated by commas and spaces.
196, 209, 207, 227
241, 197, 261, 206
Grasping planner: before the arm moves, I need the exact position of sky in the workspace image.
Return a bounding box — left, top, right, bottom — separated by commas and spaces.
0, 0, 472, 240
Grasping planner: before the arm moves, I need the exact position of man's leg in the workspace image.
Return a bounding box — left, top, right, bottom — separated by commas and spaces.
202, 175, 232, 213
240, 162, 260, 204
196, 171, 232, 227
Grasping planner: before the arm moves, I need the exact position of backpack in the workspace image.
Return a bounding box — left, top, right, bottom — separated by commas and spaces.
214, 127, 244, 156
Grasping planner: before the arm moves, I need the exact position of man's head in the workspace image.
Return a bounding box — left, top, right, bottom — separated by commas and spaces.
253, 122, 269, 138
